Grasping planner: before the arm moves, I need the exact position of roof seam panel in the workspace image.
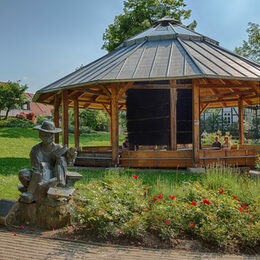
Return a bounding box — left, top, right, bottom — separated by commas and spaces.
99, 40, 148, 81
205, 42, 260, 77
190, 40, 250, 77
182, 40, 235, 77
177, 38, 205, 74
148, 42, 160, 78
131, 42, 147, 78
166, 39, 174, 77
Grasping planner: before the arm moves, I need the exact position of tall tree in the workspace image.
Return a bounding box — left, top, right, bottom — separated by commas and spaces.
234, 22, 260, 63
0, 81, 28, 119
102, 0, 197, 52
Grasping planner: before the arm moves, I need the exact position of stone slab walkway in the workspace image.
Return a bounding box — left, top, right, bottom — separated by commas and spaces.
0, 229, 259, 260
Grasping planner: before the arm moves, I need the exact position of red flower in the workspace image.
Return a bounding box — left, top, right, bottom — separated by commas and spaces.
148, 201, 150, 203
233, 195, 238, 200
145, 210, 149, 212
51, 227, 55, 231
242, 201, 245, 203
20, 225, 24, 229
133, 176, 138, 179
132, 220, 135, 223
166, 221, 170, 225
203, 199, 210, 205
158, 217, 162, 220
239, 208, 243, 213
190, 222, 194, 227
152, 197, 158, 201
157, 194, 163, 199
242, 205, 247, 209
165, 217, 169, 219
187, 205, 190, 207
218, 189, 224, 193
169, 195, 175, 199
13, 233, 16, 236
191, 201, 197, 206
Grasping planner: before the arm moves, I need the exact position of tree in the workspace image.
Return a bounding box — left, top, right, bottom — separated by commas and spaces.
102, 0, 197, 52
234, 22, 260, 63
0, 81, 28, 119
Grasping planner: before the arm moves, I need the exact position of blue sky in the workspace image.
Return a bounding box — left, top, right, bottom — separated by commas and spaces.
0, 0, 259, 93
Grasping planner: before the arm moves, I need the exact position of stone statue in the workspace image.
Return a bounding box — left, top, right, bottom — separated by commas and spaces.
18, 121, 77, 203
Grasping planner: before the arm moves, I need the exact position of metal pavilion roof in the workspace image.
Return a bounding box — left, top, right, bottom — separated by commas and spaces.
36, 18, 260, 95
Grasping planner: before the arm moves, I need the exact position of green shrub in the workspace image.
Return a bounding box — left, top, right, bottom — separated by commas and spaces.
0, 117, 34, 128
72, 169, 260, 248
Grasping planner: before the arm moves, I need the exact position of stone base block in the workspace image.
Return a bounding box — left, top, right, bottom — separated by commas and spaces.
15, 198, 72, 229
0, 199, 19, 226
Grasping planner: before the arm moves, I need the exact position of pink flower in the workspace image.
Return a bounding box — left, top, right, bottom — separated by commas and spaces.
52, 228, 55, 231
191, 201, 197, 206
66, 237, 70, 240
166, 221, 170, 225
190, 222, 194, 227
20, 225, 24, 229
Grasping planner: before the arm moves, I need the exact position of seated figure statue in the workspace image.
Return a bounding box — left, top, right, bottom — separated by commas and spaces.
18, 121, 77, 203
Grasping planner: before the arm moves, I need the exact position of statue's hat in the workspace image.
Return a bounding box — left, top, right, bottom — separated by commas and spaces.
33, 121, 62, 133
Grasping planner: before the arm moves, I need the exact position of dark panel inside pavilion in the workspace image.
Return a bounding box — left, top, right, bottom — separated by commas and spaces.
34, 18, 260, 168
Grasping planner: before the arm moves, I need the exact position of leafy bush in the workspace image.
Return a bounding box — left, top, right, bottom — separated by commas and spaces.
36, 114, 51, 124
0, 117, 34, 128
72, 169, 260, 249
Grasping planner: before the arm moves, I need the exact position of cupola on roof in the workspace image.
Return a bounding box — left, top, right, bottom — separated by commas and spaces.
36, 17, 260, 95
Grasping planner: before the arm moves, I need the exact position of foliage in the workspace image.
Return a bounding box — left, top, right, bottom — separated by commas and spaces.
234, 22, 260, 63
102, 0, 197, 52
72, 168, 260, 248
68, 109, 109, 131
0, 81, 28, 119
36, 114, 52, 125
255, 155, 260, 170
0, 117, 34, 128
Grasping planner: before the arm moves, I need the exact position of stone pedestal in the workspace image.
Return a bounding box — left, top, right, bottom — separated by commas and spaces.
0, 199, 19, 226
16, 186, 78, 229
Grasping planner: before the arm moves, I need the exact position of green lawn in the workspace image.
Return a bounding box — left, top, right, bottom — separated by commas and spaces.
0, 127, 259, 204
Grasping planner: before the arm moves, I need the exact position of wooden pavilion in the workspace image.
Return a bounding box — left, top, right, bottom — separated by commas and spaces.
34, 18, 260, 168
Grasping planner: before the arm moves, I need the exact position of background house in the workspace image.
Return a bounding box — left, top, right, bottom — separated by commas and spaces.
0, 92, 53, 119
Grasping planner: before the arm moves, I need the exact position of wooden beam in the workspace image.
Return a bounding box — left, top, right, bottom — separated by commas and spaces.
53, 94, 60, 144
102, 104, 111, 116
200, 103, 209, 114
199, 84, 251, 88
111, 86, 119, 165
238, 98, 244, 146
130, 84, 192, 89
100, 85, 112, 97
62, 90, 69, 146
201, 89, 255, 100
192, 79, 200, 164
170, 88, 177, 150
74, 97, 80, 150
201, 95, 257, 104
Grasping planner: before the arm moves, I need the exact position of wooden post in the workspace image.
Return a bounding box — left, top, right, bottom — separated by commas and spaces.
192, 79, 200, 164
111, 87, 119, 165
62, 89, 69, 147
238, 98, 244, 146
54, 94, 60, 144
74, 97, 80, 149
170, 88, 177, 150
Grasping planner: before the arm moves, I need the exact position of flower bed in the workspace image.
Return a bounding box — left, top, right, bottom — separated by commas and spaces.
71, 169, 260, 252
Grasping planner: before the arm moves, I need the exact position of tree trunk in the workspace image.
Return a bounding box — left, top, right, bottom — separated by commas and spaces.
4, 109, 9, 120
